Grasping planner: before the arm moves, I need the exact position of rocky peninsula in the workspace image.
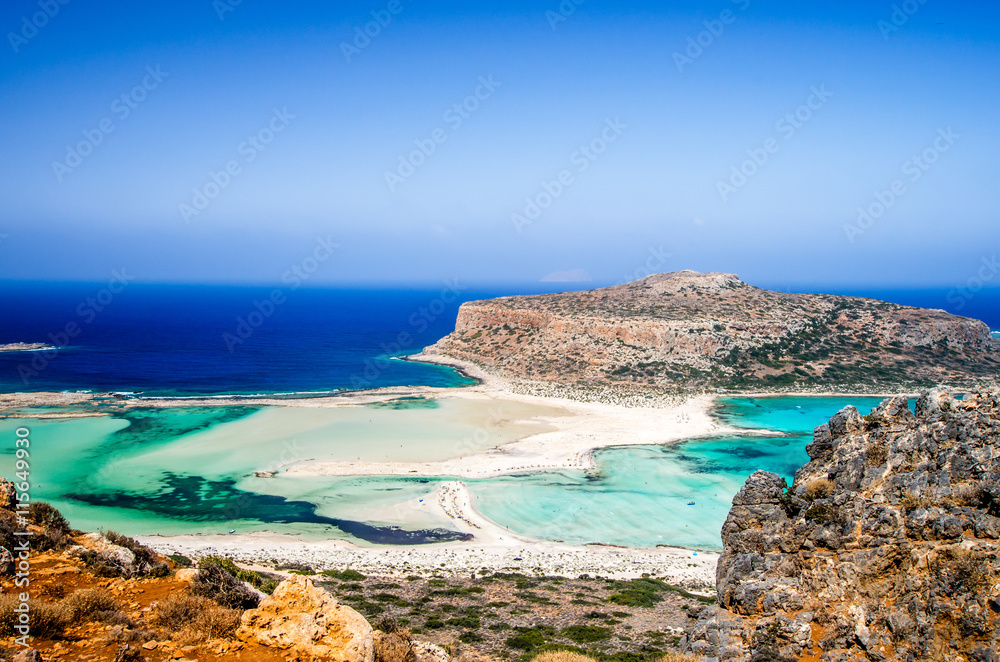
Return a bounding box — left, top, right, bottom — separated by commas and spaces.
427, 271, 999, 392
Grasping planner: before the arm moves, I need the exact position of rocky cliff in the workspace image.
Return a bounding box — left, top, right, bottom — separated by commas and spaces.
427, 271, 998, 390
683, 388, 1000, 661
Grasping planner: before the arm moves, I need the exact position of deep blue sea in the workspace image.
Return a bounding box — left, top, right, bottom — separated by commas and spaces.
1, 283, 996, 397
0, 283, 521, 395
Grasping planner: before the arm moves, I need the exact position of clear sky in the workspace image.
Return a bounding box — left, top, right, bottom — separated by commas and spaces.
0, 0, 997, 289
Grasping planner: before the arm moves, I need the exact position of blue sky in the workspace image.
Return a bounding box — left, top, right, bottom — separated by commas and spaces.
0, 0, 997, 289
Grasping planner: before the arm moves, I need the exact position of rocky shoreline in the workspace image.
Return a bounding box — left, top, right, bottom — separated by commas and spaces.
683, 387, 1000, 661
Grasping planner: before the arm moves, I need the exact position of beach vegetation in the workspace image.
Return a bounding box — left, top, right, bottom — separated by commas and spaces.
191, 563, 262, 609
103, 531, 158, 562
560, 625, 612, 643
372, 592, 410, 607
445, 613, 481, 629
431, 586, 464, 596
77, 530, 169, 578
606, 578, 713, 607
27, 501, 71, 533
518, 590, 557, 604
21, 501, 73, 551
168, 553, 193, 567
506, 625, 556, 649
322, 568, 366, 581
277, 561, 315, 573
199, 555, 280, 594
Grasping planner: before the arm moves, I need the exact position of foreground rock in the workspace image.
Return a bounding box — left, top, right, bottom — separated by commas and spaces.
428, 271, 998, 391
237, 573, 375, 661
684, 388, 1000, 661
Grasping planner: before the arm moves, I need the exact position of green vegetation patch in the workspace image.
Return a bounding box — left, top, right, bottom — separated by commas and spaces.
321, 569, 366, 581
560, 624, 612, 643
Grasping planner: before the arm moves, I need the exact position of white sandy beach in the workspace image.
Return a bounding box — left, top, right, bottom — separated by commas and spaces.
282, 354, 739, 479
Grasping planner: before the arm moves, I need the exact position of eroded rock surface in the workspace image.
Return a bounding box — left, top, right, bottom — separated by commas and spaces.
684, 388, 1000, 661
237, 574, 375, 662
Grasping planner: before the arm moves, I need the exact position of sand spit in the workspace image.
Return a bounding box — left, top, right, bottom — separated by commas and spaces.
141, 481, 718, 587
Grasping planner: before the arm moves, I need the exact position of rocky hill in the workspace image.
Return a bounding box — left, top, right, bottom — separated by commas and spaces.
683, 388, 1000, 661
427, 271, 999, 391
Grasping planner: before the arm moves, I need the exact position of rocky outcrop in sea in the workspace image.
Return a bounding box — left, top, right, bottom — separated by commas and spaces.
428, 271, 999, 391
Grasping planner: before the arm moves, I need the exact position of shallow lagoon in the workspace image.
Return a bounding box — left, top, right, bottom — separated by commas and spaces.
2, 395, 894, 549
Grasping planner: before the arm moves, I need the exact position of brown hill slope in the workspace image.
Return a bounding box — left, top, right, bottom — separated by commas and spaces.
428, 271, 999, 390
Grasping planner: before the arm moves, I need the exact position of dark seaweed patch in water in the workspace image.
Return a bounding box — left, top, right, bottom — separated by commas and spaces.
366, 396, 440, 410
108, 407, 261, 448
66, 473, 471, 545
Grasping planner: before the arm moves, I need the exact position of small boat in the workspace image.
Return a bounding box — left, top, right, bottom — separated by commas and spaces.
687, 501, 696, 506
228, 529, 236, 534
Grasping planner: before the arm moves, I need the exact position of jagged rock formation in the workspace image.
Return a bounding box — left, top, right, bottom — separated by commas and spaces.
683, 388, 1000, 661
237, 573, 375, 661
428, 271, 998, 390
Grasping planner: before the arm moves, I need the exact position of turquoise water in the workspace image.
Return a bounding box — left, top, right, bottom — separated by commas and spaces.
2, 395, 896, 549
715, 396, 890, 434
469, 396, 891, 549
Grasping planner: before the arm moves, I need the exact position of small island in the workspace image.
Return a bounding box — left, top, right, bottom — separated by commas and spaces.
0, 342, 54, 352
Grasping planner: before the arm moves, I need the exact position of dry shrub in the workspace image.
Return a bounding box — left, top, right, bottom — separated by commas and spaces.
866, 442, 889, 467
531, 652, 596, 662
152, 594, 214, 630
803, 478, 835, 500
28, 502, 70, 533
105, 625, 155, 644
152, 593, 241, 640
191, 563, 260, 610
101, 530, 170, 577
0, 595, 71, 638
375, 629, 416, 662
113, 643, 143, 662
195, 607, 242, 639
952, 482, 981, 506
63, 588, 120, 620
